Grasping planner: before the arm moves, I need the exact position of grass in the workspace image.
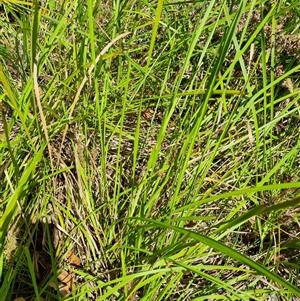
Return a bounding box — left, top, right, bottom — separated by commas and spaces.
0, 0, 300, 300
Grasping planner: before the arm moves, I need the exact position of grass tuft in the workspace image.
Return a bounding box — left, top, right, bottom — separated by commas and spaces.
1, 0, 300, 300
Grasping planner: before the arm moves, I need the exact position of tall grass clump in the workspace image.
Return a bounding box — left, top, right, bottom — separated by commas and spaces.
1, 0, 300, 300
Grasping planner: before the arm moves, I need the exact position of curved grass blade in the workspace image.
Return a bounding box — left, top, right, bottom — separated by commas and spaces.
132, 217, 300, 297
215, 195, 300, 234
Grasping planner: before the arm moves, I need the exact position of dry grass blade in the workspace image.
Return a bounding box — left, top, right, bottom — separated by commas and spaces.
33, 56, 53, 166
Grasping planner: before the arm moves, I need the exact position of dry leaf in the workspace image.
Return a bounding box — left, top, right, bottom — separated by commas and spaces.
48, 250, 80, 297
59, 282, 71, 297
50, 270, 73, 297
66, 251, 81, 267
58, 270, 73, 285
